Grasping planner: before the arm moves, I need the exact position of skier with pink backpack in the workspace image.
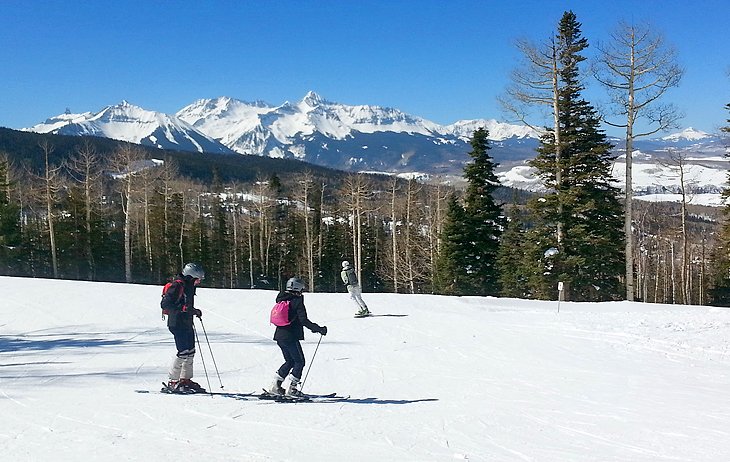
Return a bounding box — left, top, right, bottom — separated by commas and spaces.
267, 277, 327, 397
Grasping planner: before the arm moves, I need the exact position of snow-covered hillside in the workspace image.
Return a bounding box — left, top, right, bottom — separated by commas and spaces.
3, 276, 730, 461
498, 136, 730, 206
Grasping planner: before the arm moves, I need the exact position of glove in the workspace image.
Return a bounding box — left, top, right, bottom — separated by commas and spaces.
318, 325, 328, 336
193, 308, 202, 318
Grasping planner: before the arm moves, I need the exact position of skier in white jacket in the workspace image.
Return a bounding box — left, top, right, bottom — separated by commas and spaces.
341, 260, 371, 317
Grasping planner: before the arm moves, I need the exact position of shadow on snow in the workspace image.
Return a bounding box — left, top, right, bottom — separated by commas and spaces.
0, 335, 127, 352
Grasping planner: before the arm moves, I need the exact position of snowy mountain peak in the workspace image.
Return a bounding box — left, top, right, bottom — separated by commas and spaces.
301, 91, 327, 107
444, 119, 538, 141
24, 92, 552, 171
662, 127, 711, 141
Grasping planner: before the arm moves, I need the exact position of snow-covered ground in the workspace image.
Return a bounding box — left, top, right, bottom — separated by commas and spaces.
2, 276, 730, 461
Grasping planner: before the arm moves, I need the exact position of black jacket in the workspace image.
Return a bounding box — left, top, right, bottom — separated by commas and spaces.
161, 274, 197, 330
273, 291, 322, 342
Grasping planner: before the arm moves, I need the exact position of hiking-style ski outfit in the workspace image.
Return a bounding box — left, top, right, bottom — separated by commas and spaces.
268, 279, 327, 397
161, 264, 205, 393
341, 261, 370, 316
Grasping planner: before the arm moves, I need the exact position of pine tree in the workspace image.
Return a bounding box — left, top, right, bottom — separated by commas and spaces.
497, 216, 531, 298
436, 128, 505, 296
524, 11, 624, 301
434, 195, 470, 295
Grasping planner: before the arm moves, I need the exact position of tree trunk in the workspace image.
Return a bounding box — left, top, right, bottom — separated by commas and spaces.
41, 142, 59, 278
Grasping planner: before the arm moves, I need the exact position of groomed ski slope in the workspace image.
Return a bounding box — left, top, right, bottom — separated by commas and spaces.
2, 276, 730, 461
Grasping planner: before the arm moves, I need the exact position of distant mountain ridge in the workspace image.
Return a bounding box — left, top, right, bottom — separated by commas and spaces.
27, 101, 233, 154
23, 92, 728, 203
25, 92, 538, 171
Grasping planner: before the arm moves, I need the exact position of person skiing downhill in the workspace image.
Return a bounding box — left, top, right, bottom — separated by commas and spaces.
161, 262, 205, 393
341, 260, 370, 317
268, 277, 327, 397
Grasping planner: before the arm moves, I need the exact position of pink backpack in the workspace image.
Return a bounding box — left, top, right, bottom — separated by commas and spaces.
270, 300, 292, 326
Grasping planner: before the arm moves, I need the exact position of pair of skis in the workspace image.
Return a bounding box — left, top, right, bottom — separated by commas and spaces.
146, 383, 346, 402
258, 389, 347, 402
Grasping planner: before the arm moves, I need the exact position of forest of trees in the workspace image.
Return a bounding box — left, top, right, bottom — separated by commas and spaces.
0, 11, 727, 307
0, 135, 464, 294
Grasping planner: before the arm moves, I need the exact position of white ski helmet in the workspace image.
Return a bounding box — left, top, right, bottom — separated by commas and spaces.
182, 262, 205, 279
286, 277, 306, 292
342, 260, 351, 269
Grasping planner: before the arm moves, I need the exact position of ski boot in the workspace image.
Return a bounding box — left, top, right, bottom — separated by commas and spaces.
286, 377, 304, 398
178, 378, 206, 393
268, 374, 286, 396
354, 308, 371, 318
162, 380, 179, 393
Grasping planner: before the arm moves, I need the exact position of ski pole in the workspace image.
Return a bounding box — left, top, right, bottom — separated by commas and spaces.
198, 317, 224, 389
300, 334, 323, 392
193, 323, 212, 395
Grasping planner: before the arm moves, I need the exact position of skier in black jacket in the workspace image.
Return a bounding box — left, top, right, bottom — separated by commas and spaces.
268, 277, 327, 397
161, 262, 205, 393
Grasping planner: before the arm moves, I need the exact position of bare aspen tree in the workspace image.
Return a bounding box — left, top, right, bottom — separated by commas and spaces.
318, 182, 326, 268
426, 181, 449, 292
402, 178, 421, 293
157, 159, 181, 275
229, 182, 241, 287
501, 36, 564, 243
246, 212, 255, 288
252, 178, 272, 278
40, 141, 63, 278
177, 186, 188, 269
389, 177, 400, 292
297, 171, 316, 291
67, 140, 104, 279
633, 206, 652, 301
343, 173, 371, 284
593, 21, 683, 301
661, 149, 695, 304
139, 161, 162, 274
109, 144, 147, 283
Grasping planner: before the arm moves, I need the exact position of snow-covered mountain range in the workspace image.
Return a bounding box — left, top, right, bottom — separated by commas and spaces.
24, 92, 537, 172
24, 92, 729, 204
27, 101, 233, 154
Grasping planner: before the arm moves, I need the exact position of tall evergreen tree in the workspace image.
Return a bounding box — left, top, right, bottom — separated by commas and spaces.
496, 215, 531, 298
524, 11, 624, 301
436, 128, 505, 296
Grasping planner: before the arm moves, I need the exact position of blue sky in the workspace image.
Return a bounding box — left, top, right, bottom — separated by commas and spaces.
1, 0, 728, 136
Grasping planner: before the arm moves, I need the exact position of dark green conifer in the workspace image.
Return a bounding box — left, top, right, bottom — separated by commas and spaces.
436, 128, 505, 295
525, 11, 625, 301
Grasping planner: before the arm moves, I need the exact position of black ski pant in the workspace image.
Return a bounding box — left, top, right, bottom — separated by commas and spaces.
169, 324, 196, 356
276, 339, 305, 380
